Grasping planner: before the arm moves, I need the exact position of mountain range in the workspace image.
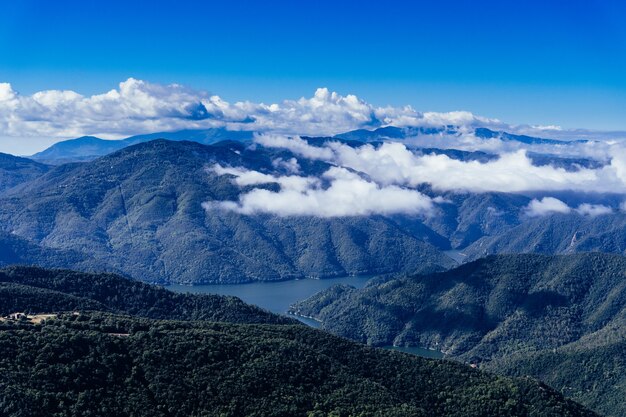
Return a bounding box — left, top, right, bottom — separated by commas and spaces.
335, 125, 588, 146
1, 140, 455, 283
30, 126, 587, 165
0, 128, 625, 284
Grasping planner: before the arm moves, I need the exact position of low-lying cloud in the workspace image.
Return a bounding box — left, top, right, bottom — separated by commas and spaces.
205, 165, 436, 217
254, 135, 626, 194
525, 197, 573, 216
525, 197, 613, 217
206, 134, 626, 217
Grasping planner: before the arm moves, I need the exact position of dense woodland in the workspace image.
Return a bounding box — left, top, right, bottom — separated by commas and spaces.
0, 314, 597, 417
0, 266, 598, 417
290, 253, 626, 417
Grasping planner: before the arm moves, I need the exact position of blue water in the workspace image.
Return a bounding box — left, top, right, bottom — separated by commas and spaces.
168, 275, 372, 316
169, 276, 445, 359
385, 345, 445, 359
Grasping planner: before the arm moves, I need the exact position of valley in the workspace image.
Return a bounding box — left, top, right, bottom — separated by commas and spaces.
3, 4, 624, 416
2, 129, 626, 416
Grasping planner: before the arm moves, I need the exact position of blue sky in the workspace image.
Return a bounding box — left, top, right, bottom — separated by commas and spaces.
1, 0, 626, 131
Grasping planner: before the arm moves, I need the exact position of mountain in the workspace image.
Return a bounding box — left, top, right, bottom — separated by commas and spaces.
335, 125, 458, 141
1, 140, 455, 284
0, 152, 49, 192
464, 213, 626, 260
31, 128, 255, 164
335, 126, 587, 146
473, 128, 588, 145
289, 253, 626, 417
0, 267, 598, 417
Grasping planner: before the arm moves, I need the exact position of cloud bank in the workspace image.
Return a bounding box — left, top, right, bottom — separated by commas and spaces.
205, 135, 626, 217
254, 135, 626, 194
205, 164, 436, 217
2, 78, 623, 154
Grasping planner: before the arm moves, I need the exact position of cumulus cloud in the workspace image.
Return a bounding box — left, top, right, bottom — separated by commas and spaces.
254, 134, 334, 160
525, 197, 572, 216
205, 165, 436, 217
4, 78, 623, 155
0, 79, 227, 143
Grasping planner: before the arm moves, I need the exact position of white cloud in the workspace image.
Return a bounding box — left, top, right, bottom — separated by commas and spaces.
575, 203, 612, 216
3, 78, 624, 155
205, 165, 436, 217
206, 136, 626, 218
255, 135, 626, 194
210, 164, 316, 191
272, 157, 300, 174
525, 197, 572, 217
525, 198, 613, 217
0, 79, 223, 146
254, 134, 334, 160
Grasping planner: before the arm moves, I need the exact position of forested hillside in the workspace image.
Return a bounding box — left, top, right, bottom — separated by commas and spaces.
0, 140, 455, 283
0, 265, 599, 417
290, 253, 626, 416
0, 315, 595, 417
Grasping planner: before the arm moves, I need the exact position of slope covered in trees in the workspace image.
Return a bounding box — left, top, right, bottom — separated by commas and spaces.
0, 140, 455, 283
0, 152, 49, 192
290, 253, 626, 416
0, 312, 598, 417
0, 265, 599, 417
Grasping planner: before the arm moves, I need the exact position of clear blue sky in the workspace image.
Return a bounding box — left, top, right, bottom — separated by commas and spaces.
2, 0, 626, 130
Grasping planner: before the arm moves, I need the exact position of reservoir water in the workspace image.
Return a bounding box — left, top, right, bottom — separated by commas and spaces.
169, 275, 445, 359
385, 345, 445, 359
168, 275, 373, 316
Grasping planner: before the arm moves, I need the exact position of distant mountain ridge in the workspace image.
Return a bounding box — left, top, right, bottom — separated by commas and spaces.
31, 128, 255, 163
335, 125, 589, 145
30, 125, 588, 165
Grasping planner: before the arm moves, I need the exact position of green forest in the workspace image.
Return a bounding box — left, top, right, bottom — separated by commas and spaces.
0, 266, 597, 417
